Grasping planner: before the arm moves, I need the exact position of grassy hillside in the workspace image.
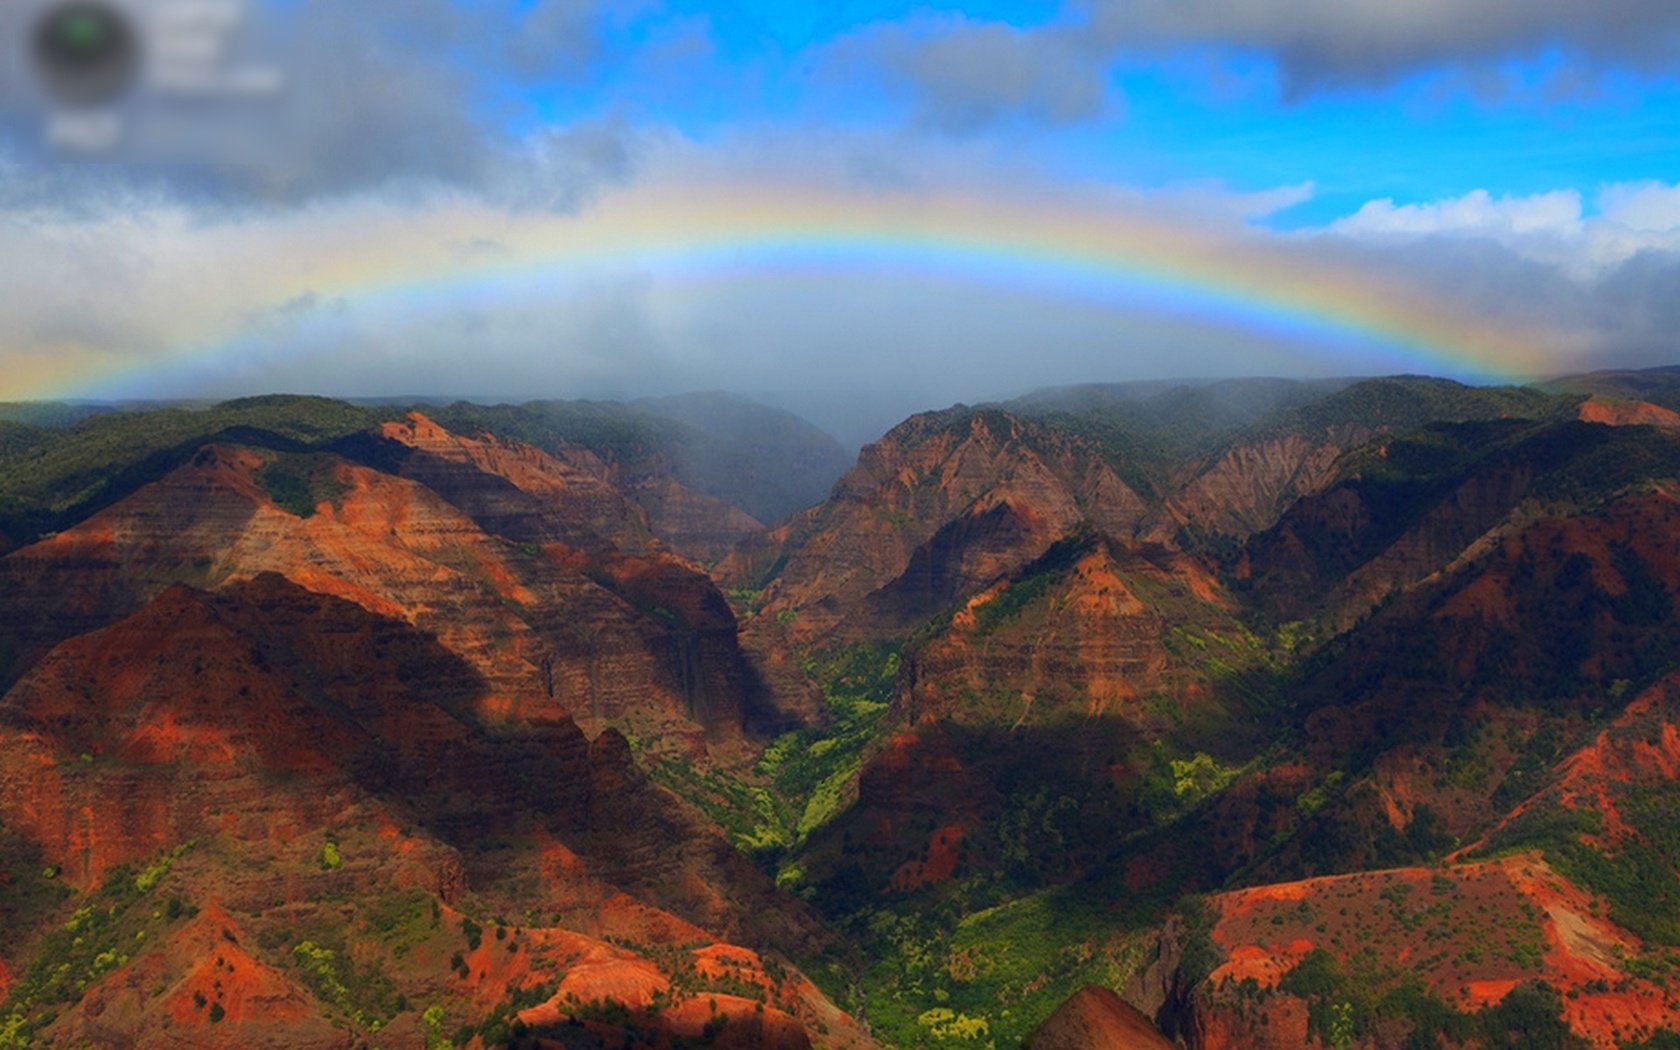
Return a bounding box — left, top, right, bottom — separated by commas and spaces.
0, 392, 850, 549
1273, 375, 1569, 438
1545, 365, 1680, 410
0, 396, 387, 544
998, 376, 1569, 503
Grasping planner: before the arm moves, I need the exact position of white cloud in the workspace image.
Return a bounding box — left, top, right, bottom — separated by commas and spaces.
1156, 180, 1316, 221
1328, 183, 1680, 279
1599, 180, 1680, 232
1332, 189, 1584, 238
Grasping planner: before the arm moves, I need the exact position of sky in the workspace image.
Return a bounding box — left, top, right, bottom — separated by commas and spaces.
1, 0, 1678, 438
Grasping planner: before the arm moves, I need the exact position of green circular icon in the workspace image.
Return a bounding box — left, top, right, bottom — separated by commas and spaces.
32, 1, 140, 106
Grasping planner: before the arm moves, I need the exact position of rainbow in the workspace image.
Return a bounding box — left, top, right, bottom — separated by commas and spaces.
6, 181, 1560, 400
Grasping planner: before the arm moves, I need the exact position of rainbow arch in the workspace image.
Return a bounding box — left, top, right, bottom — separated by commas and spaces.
8, 182, 1556, 400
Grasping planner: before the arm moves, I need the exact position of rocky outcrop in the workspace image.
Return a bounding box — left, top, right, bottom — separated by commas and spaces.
53, 903, 347, 1050
899, 535, 1232, 729
735, 409, 1149, 642
0, 440, 783, 745
902, 542, 1170, 726
861, 498, 1066, 635
620, 471, 764, 564
378, 412, 655, 552
1149, 424, 1371, 543
1026, 986, 1175, 1050
380, 411, 768, 563
1467, 668, 1680, 870
1147, 376, 1564, 546
1304, 489, 1680, 750
1244, 456, 1537, 628
0, 574, 548, 888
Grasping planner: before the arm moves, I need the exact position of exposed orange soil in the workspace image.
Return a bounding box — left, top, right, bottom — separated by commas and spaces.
1473, 671, 1680, 855
890, 822, 967, 891
1463, 978, 1521, 1007
513, 933, 818, 1047
88, 903, 323, 1037
659, 994, 812, 1048
1027, 985, 1175, 1049
1202, 854, 1680, 1048
1577, 396, 1680, 430
1209, 941, 1318, 987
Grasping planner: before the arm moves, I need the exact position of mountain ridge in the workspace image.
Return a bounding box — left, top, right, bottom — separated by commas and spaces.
6, 365, 1680, 1047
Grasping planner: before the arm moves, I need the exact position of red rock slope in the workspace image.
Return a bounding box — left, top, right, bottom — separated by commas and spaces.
0, 575, 871, 1048
1166, 854, 1678, 1049
1027, 985, 1175, 1050
722, 407, 1149, 643
0, 438, 782, 745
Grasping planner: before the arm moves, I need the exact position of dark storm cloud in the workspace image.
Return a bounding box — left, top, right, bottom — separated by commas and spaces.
1306, 225, 1680, 370
1588, 250, 1680, 359
245, 0, 495, 197
835, 16, 1113, 134
1088, 0, 1680, 94
507, 0, 605, 81
889, 19, 1111, 133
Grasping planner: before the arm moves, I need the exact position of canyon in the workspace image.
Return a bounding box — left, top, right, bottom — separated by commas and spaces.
3, 376, 1680, 1047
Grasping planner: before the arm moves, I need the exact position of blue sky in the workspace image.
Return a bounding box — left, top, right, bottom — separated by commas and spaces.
1, 0, 1678, 425
517, 1, 1680, 221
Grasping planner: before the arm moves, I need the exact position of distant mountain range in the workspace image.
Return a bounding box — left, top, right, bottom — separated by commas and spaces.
4, 369, 1680, 1047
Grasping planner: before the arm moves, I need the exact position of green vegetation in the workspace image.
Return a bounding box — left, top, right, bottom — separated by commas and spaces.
0, 396, 384, 544
360, 889, 440, 958
1003, 376, 1568, 502
1282, 377, 1565, 439
0, 422, 46, 462
234, 887, 447, 1036
646, 642, 896, 865
451, 980, 554, 1047
421, 1003, 449, 1049
824, 885, 1157, 1048
0, 403, 113, 429
1485, 783, 1680, 947
460, 916, 484, 951
1273, 948, 1582, 1050
772, 644, 897, 840
257, 454, 349, 518
915, 1006, 989, 1040
1177, 895, 1224, 987
1172, 750, 1242, 806
648, 753, 790, 856
969, 534, 1086, 634
290, 937, 405, 1032
0, 844, 196, 1047
783, 724, 1205, 1046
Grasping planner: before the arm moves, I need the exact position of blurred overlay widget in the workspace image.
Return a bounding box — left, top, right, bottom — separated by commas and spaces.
5, 0, 290, 160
